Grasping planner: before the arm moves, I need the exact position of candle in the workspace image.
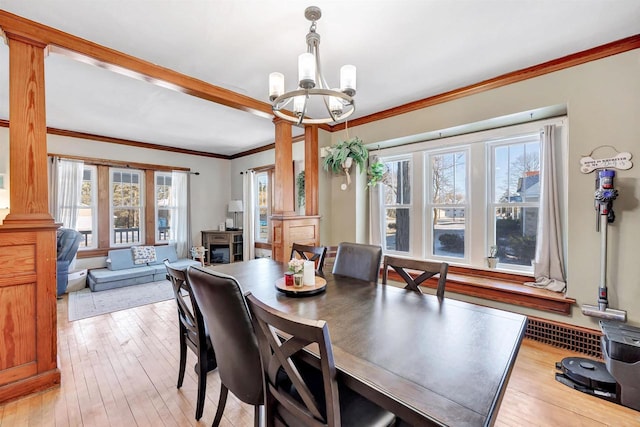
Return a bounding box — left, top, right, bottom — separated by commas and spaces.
284, 271, 294, 287
303, 260, 315, 285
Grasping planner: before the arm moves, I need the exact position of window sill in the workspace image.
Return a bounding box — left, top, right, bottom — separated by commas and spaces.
383, 265, 575, 315
255, 242, 272, 250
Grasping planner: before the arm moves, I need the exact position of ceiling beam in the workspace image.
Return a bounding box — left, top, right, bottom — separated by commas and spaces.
0, 10, 274, 120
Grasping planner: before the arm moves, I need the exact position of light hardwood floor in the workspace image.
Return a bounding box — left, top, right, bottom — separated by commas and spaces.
0, 296, 638, 427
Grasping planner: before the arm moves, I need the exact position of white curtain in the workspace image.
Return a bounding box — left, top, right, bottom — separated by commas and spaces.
49, 157, 84, 229
368, 155, 385, 247
243, 170, 256, 261
527, 125, 566, 292
170, 171, 189, 258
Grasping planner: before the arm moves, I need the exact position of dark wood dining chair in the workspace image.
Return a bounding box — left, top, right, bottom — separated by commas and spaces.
187, 266, 264, 427
164, 260, 217, 421
381, 255, 449, 299
245, 292, 396, 427
332, 242, 383, 284
290, 243, 328, 272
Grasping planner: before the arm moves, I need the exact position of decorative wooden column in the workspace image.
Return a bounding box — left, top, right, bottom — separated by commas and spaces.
272, 118, 295, 216
0, 34, 60, 403
304, 125, 319, 216
271, 120, 320, 262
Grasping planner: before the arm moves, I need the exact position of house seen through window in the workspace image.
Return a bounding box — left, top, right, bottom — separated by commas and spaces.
490, 136, 540, 267
375, 123, 547, 272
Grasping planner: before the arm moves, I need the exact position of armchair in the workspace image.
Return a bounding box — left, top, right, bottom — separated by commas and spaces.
56, 228, 82, 296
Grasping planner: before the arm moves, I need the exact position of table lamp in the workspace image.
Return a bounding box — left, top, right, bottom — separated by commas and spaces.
228, 200, 244, 229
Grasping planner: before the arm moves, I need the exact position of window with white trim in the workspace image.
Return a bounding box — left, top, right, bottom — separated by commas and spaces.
427, 149, 468, 260
77, 165, 98, 249
155, 172, 173, 242
489, 135, 540, 269
373, 119, 562, 272
110, 168, 144, 246
382, 157, 411, 253
255, 170, 272, 243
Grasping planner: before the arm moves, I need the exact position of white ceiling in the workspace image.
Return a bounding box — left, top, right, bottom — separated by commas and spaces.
0, 1, 638, 156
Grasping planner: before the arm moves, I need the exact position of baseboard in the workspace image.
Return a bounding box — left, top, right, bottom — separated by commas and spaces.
0, 369, 61, 404
525, 316, 602, 358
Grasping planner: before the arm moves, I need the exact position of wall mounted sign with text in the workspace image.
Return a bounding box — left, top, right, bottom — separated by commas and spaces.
580, 151, 633, 174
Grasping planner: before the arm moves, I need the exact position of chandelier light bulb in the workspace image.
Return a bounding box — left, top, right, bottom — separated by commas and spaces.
329, 91, 343, 115
340, 65, 356, 96
298, 53, 316, 89
293, 95, 306, 116
269, 72, 284, 101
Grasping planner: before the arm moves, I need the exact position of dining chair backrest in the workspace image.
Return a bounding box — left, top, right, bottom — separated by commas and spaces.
323, 245, 339, 273
332, 242, 382, 284
165, 261, 205, 351
187, 266, 264, 426
381, 255, 449, 299
245, 292, 341, 426
164, 260, 215, 420
246, 292, 396, 427
290, 243, 328, 272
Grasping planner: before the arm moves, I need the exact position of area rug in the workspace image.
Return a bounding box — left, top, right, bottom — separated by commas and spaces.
68, 280, 174, 321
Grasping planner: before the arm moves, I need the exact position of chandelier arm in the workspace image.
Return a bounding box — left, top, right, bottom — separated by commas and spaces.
313, 45, 330, 90
298, 94, 310, 126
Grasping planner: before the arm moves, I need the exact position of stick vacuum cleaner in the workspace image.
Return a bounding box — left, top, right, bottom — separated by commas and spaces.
581, 169, 626, 322
555, 169, 640, 410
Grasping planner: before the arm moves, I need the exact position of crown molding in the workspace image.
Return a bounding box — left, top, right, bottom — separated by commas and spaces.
0, 119, 229, 159
330, 34, 640, 132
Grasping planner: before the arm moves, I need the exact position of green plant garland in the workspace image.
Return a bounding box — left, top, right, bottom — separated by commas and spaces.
297, 170, 305, 208
367, 160, 386, 188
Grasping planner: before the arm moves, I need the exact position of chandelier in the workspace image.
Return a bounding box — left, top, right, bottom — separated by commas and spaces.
268, 6, 356, 125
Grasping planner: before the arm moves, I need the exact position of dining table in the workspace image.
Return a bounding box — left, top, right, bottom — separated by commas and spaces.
210, 258, 527, 426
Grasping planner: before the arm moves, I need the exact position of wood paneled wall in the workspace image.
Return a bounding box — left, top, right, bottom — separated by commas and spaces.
0, 228, 60, 403
271, 216, 321, 263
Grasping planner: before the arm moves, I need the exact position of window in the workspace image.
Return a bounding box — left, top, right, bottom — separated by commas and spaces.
372, 119, 562, 272
427, 149, 468, 260
50, 156, 191, 255
155, 172, 172, 242
382, 157, 411, 253
110, 168, 144, 246
489, 135, 540, 268
255, 170, 272, 243
77, 165, 97, 249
